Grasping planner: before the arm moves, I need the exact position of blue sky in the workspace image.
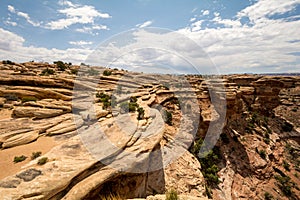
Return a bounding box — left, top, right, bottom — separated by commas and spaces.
0, 0, 299, 74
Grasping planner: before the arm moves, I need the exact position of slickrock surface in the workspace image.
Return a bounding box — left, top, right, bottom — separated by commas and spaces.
0, 61, 299, 200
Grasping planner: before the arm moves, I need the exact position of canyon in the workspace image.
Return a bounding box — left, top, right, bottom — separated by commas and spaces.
0, 61, 299, 200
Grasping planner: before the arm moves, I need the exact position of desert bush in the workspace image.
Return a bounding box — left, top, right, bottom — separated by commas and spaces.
137, 107, 145, 120
282, 122, 293, 132
166, 189, 178, 200
22, 96, 37, 103
2, 60, 14, 65
164, 110, 172, 125
70, 68, 78, 75
40, 68, 55, 76
264, 132, 270, 144
264, 192, 273, 200
14, 155, 27, 163
130, 96, 137, 103
37, 157, 48, 165
54, 61, 67, 71
283, 160, 290, 171
31, 151, 42, 160
191, 138, 221, 186
129, 102, 138, 112
274, 174, 293, 197
103, 70, 112, 76
258, 150, 267, 159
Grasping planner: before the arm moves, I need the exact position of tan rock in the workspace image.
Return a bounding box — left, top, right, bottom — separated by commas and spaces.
2, 130, 39, 148
12, 107, 65, 119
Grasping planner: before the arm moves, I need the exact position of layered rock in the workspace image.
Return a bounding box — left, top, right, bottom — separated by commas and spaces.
0, 62, 299, 200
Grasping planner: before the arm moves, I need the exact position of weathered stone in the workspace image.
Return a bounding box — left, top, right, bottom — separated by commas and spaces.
16, 169, 42, 182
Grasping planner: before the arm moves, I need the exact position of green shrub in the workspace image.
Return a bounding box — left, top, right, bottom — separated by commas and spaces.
37, 157, 48, 165
14, 155, 27, 163
40, 68, 55, 76
274, 174, 293, 197
70, 68, 78, 75
283, 160, 290, 171
31, 151, 42, 160
190, 138, 221, 186
103, 101, 111, 110
164, 110, 172, 125
54, 61, 67, 71
137, 107, 145, 120
264, 138, 270, 144
205, 185, 212, 199
264, 132, 270, 144
259, 150, 267, 159
2, 60, 14, 65
119, 102, 139, 113
166, 189, 178, 200
129, 102, 138, 112
103, 70, 112, 76
130, 96, 137, 103
264, 192, 273, 200
22, 96, 37, 103
282, 122, 293, 132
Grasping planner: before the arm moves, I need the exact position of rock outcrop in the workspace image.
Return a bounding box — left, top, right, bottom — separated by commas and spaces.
0, 61, 299, 200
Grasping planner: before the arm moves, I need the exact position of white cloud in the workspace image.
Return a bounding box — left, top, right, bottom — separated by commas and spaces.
202, 10, 210, 16
0, 28, 92, 64
7, 5, 15, 13
180, 0, 300, 73
46, 2, 111, 30
5, 18, 17, 26
75, 25, 109, 35
69, 40, 93, 46
190, 20, 204, 31
190, 17, 196, 22
212, 16, 242, 28
237, 0, 300, 22
136, 20, 153, 28
7, 5, 40, 27
58, 0, 75, 7
214, 12, 220, 17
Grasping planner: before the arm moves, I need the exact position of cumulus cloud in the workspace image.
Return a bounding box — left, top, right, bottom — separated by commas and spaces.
75, 25, 109, 35
7, 5, 40, 27
180, 0, 300, 73
46, 2, 111, 30
0, 28, 92, 64
202, 10, 210, 16
136, 20, 153, 28
85, 29, 214, 74
69, 40, 93, 46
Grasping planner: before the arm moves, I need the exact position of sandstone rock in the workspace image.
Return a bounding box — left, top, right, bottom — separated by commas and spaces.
2, 130, 39, 148
12, 107, 65, 119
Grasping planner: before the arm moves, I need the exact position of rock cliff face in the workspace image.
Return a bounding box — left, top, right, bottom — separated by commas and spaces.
0, 61, 299, 200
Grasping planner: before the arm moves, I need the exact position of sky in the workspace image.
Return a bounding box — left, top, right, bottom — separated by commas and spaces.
0, 0, 300, 74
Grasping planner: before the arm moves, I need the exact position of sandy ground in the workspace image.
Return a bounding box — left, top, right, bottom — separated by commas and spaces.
0, 109, 12, 120
0, 136, 57, 180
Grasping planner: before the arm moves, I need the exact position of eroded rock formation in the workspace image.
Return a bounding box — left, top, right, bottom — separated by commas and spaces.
0, 61, 299, 200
